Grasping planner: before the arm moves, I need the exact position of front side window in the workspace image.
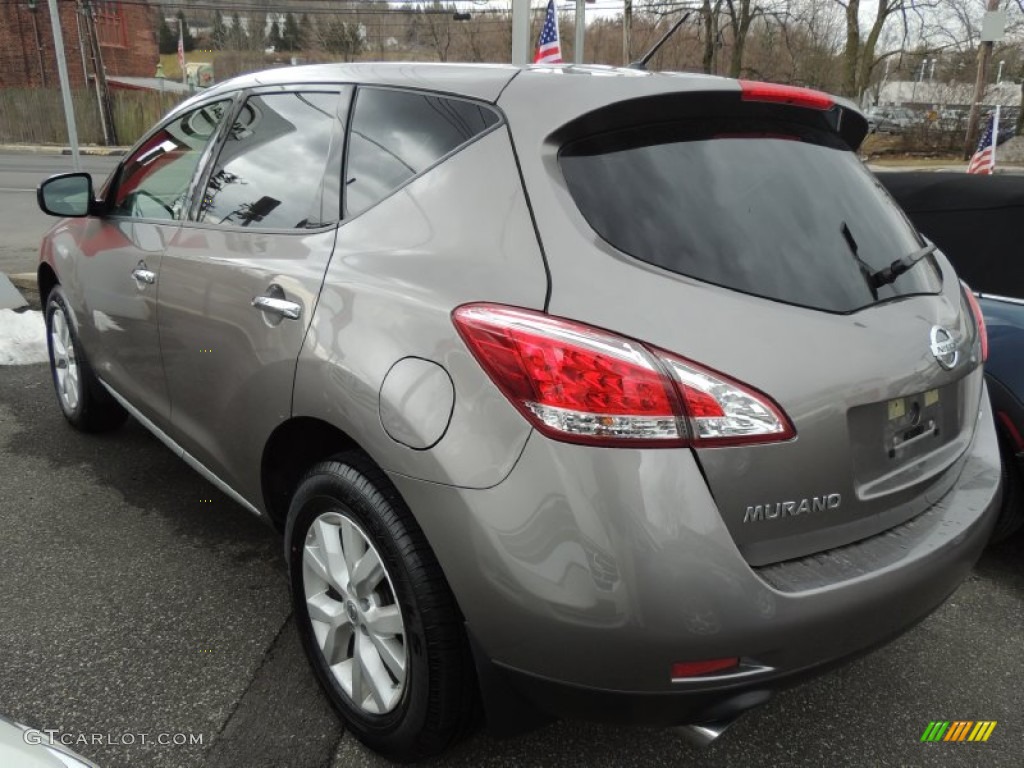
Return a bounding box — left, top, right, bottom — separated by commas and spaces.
345, 87, 500, 216
109, 100, 229, 221
196, 91, 342, 229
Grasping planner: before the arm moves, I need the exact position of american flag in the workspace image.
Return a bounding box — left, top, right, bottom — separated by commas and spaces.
534, 0, 563, 64
967, 112, 997, 175
177, 24, 186, 74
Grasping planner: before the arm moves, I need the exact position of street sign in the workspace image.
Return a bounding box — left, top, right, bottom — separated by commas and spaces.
981, 10, 1007, 42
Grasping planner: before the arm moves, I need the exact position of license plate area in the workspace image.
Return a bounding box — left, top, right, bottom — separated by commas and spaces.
847, 382, 963, 483
884, 390, 943, 459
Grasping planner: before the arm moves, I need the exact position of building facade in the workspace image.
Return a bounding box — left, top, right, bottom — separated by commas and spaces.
0, 0, 158, 88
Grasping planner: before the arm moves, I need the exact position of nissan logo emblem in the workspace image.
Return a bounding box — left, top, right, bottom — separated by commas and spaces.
930, 326, 959, 370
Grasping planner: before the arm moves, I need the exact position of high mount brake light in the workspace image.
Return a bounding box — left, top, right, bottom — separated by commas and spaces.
961, 282, 988, 362
738, 80, 835, 111
452, 304, 795, 448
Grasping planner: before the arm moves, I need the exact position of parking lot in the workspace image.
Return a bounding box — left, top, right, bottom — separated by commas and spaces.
1, 149, 1023, 767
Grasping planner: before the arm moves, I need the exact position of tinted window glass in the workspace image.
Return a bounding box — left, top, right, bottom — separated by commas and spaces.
110, 100, 229, 220
346, 88, 500, 215
198, 92, 341, 229
560, 119, 942, 313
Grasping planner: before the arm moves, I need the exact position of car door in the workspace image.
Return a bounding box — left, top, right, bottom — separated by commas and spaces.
72, 99, 232, 428
157, 86, 349, 506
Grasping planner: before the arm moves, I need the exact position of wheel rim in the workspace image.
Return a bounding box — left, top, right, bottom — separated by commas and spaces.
50, 308, 80, 412
302, 511, 407, 715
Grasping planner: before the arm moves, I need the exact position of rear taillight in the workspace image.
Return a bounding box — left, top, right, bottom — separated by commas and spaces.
658, 352, 795, 446
452, 304, 794, 448
962, 282, 988, 362
738, 80, 834, 111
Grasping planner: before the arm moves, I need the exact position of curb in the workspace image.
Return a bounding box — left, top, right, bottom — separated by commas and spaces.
0, 144, 128, 156
8, 273, 40, 311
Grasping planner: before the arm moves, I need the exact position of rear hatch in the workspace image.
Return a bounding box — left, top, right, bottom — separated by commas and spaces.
539, 84, 986, 565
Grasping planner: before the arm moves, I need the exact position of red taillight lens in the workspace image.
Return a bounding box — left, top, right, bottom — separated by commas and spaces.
452, 304, 794, 448
738, 80, 834, 111
452, 304, 685, 446
671, 658, 740, 679
961, 282, 988, 362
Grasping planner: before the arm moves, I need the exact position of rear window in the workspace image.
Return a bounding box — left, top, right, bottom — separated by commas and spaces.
560, 119, 941, 313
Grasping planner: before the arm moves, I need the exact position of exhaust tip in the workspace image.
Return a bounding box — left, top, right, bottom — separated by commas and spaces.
675, 720, 733, 749
675, 718, 736, 747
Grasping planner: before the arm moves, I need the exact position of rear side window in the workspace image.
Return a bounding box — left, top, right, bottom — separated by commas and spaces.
560, 119, 941, 313
345, 87, 500, 216
197, 91, 342, 229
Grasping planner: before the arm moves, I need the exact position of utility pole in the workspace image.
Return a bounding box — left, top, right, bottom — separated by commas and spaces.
46, 0, 80, 169
963, 0, 1004, 159
81, 0, 116, 146
27, 1, 48, 87
511, 0, 530, 66
574, 0, 584, 64
623, 0, 632, 65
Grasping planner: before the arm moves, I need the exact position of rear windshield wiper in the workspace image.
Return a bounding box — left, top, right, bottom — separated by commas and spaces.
870, 242, 937, 289
840, 221, 879, 301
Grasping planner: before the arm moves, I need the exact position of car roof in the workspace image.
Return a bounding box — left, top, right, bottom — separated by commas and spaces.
168, 63, 865, 146
173, 62, 521, 114
174, 61, 851, 112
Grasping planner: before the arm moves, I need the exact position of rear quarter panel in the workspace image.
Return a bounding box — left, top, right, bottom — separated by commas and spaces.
292, 127, 548, 488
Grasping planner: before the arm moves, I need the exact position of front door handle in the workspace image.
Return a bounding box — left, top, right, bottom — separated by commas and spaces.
132, 266, 156, 285
252, 294, 302, 320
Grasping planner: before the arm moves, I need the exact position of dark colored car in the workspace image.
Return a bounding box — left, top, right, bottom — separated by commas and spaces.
879, 171, 1024, 541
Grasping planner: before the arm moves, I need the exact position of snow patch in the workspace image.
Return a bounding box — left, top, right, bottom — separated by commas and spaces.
0, 309, 49, 365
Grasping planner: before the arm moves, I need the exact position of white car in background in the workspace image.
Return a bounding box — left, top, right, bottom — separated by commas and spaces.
0, 715, 98, 768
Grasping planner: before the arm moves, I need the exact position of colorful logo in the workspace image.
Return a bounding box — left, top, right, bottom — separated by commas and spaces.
920, 721, 997, 742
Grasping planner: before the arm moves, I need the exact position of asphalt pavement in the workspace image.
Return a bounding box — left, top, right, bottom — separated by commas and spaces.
0, 361, 1022, 768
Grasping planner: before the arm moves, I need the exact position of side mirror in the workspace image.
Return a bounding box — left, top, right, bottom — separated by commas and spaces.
37, 173, 95, 218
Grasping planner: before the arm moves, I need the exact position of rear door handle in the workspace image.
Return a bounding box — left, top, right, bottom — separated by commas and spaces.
132, 266, 156, 285
251, 295, 302, 320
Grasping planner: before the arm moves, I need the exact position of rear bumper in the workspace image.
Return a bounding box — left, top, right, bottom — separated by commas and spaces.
388, 388, 1001, 727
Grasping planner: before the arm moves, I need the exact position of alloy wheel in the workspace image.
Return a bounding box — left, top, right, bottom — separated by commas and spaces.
50, 308, 80, 412
302, 511, 407, 714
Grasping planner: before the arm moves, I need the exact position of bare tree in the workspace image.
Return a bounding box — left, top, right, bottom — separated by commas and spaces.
700, 0, 724, 73
724, 0, 759, 76
422, 3, 455, 62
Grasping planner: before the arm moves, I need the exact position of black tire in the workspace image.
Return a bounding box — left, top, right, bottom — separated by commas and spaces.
44, 285, 127, 433
991, 438, 1024, 544
285, 452, 477, 761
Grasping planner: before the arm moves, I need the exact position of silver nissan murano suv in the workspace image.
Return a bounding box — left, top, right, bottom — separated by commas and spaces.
35, 64, 1001, 760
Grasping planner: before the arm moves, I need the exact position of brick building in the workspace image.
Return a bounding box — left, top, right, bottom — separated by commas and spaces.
0, 0, 158, 88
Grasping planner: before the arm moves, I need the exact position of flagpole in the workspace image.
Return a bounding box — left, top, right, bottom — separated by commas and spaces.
992, 104, 1001, 172
179, 18, 187, 85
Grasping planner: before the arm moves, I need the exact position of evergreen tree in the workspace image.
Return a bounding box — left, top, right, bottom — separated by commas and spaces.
158, 18, 176, 55
229, 12, 248, 49
212, 10, 227, 50
321, 19, 363, 60
267, 21, 282, 51
281, 12, 300, 51
298, 13, 312, 51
